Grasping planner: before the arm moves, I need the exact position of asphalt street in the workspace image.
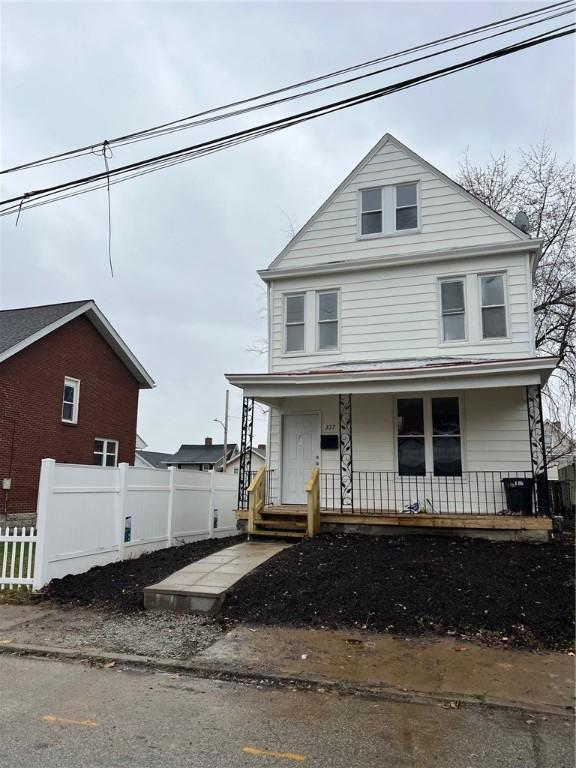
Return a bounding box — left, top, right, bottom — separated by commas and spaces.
0, 654, 573, 767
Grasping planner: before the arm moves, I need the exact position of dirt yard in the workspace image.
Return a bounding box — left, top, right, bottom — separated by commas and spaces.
42, 534, 244, 610
222, 534, 575, 650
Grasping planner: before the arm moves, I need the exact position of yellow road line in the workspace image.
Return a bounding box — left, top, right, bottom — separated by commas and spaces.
42, 715, 98, 727
242, 745, 305, 761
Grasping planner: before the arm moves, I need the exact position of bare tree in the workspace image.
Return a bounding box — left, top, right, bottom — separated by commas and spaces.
458, 141, 576, 436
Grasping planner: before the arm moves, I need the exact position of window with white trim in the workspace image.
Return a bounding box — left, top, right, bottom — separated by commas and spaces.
93, 439, 118, 467
360, 182, 418, 236
284, 294, 305, 352
62, 377, 80, 423
317, 291, 338, 350
480, 274, 507, 338
397, 396, 462, 477
440, 279, 466, 341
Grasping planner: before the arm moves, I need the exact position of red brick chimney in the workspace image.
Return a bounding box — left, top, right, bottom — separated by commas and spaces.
205, 437, 213, 446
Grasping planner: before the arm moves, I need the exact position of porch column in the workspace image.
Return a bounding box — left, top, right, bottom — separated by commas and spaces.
237, 396, 254, 509
339, 394, 353, 511
526, 385, 550, 516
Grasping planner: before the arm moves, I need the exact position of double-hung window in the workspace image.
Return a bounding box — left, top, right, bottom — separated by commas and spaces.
317, 291, 338, 351
440, 279, 466, 341
480, 274, 507, 338
397, 396, 462, 477
360, 182, 419, 236
94, 439, 118, 467
285, 294, 305, 353
62, 377, 80, 423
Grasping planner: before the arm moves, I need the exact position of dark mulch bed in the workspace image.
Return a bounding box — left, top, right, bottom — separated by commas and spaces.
222, 534, 575, 650
42, 535, 244, 611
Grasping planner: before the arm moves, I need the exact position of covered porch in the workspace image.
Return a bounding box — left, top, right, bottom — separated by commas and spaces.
227, 356, 556, 539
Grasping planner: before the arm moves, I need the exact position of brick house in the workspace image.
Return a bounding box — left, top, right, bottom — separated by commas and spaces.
0, 300, 154, 521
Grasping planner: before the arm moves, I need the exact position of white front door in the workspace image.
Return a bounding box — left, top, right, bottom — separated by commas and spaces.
281, 414, 320, 504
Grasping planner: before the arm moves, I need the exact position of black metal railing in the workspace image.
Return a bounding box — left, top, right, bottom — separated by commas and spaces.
320, 470, 547, 516
237, 469, 275, 510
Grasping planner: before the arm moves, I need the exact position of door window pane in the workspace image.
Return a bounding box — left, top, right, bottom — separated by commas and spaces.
482, 306, 507, 338
397, 398, 424, 435
398, 437, 426, 476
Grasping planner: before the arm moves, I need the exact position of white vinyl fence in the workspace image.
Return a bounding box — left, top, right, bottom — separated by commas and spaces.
0, 527, 37, 589
31, 459, 239, 590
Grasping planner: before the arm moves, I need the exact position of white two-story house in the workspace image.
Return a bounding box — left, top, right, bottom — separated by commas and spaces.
227, 134, 556, 540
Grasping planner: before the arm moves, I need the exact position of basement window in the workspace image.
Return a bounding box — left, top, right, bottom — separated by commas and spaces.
62, 377, 80, 424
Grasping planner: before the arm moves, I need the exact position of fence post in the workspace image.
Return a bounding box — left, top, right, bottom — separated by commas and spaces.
166, 466, 176, 548
33, 458, 55, 590
208, 470, 216, 538
116, 463, 129, 561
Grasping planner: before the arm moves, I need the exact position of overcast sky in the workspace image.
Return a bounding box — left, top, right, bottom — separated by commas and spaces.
1, 1, 574, 452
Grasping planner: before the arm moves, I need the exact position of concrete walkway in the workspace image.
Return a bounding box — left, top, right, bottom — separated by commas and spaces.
143, 541, 289, 614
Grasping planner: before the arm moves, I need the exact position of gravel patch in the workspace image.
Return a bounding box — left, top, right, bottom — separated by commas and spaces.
53, 610, 224, 659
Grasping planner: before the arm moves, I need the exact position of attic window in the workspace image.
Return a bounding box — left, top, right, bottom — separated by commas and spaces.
360, 183, 419, 236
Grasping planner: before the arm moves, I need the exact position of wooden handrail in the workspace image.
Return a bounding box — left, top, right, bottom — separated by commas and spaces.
306, 465, 320, 537
248, 466, 266, 535
248, 466, 265, 493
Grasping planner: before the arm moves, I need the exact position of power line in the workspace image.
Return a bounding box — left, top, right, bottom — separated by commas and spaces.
1, 24, 573, 217
1, 0, 572, 175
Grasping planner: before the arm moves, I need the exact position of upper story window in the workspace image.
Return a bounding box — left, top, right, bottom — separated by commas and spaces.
360, 182, 419, 236
317, 291, 339, 351
440, 279, 466, 341
285, 294, 305, 353
62, 377, 80, 424
94, 439, 118, 467
481, 274, 507, 338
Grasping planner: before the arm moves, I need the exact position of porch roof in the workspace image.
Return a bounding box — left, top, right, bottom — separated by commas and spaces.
226, 355, 557, 400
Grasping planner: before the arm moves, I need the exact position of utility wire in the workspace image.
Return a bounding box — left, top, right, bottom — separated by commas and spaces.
1, 24, 573, 217
1, 0, 572, 175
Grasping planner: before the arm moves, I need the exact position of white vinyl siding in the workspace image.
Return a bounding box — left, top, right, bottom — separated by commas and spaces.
269, 253, 532, 371
274, 140, 524, 270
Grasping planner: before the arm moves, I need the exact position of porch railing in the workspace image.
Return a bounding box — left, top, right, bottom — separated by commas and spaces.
238, 469, 275, 509
320, 470, 547, 516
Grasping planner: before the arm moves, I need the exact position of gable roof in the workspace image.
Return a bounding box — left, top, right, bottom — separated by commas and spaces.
267, 133, 532, 271
137, 450, 174, 468
164, 443, 239, 465
0, 300, 154, 388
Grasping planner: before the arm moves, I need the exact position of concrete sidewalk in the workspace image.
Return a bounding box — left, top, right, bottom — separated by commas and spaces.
0, 604, 573, 715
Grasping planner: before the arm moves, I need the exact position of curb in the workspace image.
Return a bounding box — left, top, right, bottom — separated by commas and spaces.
0, 641, 571, 717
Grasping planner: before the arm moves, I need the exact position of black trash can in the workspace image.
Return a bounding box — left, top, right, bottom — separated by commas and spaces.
501, 477, 534, 515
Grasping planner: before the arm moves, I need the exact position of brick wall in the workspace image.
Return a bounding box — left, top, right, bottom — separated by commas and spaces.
0, 315, 140, 517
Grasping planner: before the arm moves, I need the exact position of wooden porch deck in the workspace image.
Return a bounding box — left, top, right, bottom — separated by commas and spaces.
236, 505, 552, 533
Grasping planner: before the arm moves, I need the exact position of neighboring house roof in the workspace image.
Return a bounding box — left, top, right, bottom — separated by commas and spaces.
0, 300, 155, 388
218, 446, 266, 468
266, 133, 534, 272
136, 450, 174, 468
164, 444, 239, 465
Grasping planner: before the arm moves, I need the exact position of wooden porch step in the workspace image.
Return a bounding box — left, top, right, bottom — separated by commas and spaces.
255, 519, 307, 531
262, 506, 307, 517
249, 529, 305, 539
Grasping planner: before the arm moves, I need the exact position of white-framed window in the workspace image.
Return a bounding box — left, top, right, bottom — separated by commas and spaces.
440, 278, 466, 341
93, 439, 118, 467
397, 396, 462, 477
360, 182, 419, 236
62, 377, 80, 424
395, 183, 418, 231
284, 294, 305, 353
317, 291, 339, 351
480, 274, 507, 339
202, 463, 211, 471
